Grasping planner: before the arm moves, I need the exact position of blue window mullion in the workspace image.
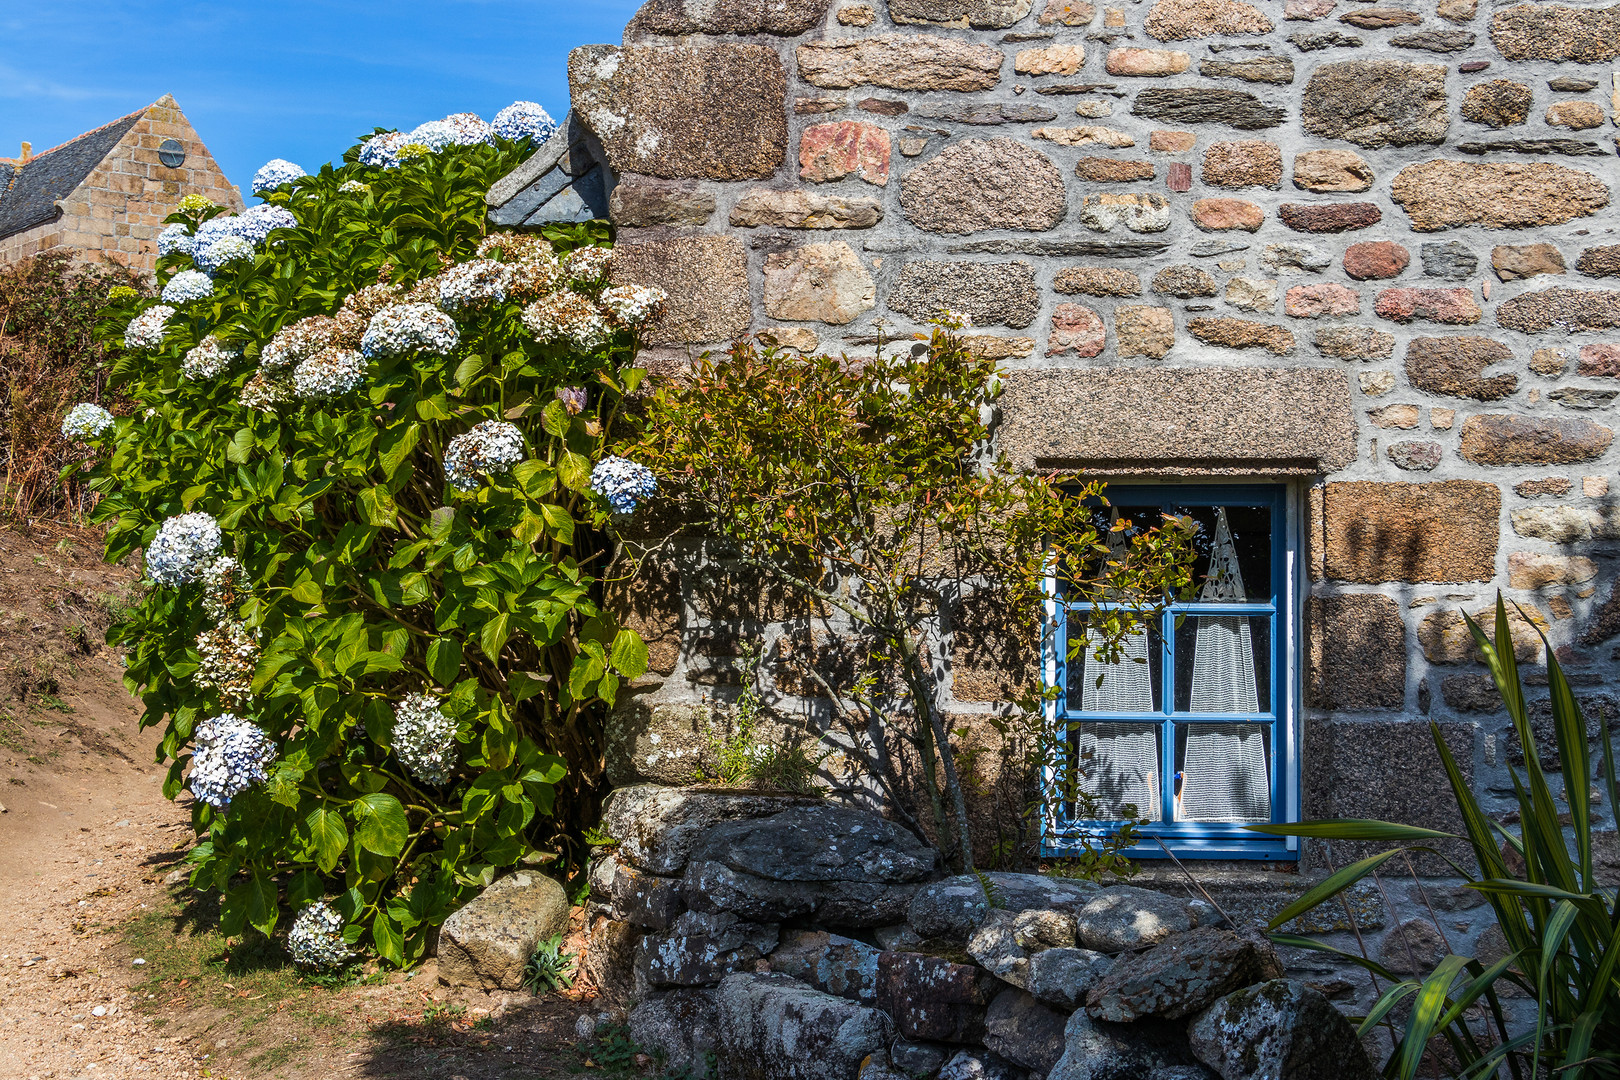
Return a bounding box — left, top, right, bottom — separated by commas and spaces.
1160, 606, 1175, 826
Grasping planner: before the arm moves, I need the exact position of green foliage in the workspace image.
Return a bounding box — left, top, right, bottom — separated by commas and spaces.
1251, 594, 1620, 1080
1042, 797, 1143, 884
637, 325, 1197, 871
522, 931, 578, 993
85, 133, 652, 966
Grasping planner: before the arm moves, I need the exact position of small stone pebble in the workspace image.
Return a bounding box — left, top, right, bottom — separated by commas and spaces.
131, 958, 145, 966
91, 1006, 106, 1017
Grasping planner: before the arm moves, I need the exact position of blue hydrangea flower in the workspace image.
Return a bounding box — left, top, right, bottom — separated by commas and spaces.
231, 204, 298, 245
287, 901, 350, 971
188, 712, 276, 811
146, 512, 223, 587
361, 303, 459, 358
161, 269, 214, 304
358, 131, 409, 169
124, 304, 176, 350
492, 101, 558, 143
442, 420, 524, 492
407, 119, 457, 152
442, 113, 494, 146
391, 692, 459, 784
251, 158, 308, 195
195, 235, 254, 274
157, 223, 195, 257
61, 403, 115, 441
590, 456, 658, 516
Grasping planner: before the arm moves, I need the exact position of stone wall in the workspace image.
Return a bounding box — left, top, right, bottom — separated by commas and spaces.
540, 0, 1620, 998
0, 96, 242, 273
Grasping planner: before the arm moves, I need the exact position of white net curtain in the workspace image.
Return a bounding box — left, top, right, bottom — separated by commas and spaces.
1074, 506, 1271, 826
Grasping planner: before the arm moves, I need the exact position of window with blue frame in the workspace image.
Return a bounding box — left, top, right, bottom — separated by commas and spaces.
1042, 484, 1298, 861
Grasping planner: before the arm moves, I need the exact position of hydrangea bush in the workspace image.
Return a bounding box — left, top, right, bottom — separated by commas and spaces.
83, 109, 662, 966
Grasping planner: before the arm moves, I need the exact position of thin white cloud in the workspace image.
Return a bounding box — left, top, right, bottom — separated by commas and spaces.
0, 62, 136, 104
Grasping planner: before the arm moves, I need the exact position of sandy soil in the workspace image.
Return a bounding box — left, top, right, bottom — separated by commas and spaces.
0, 524, 614, 1080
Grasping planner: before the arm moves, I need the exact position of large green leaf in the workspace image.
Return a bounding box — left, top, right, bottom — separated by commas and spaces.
354, 793, 409, 857
1266, 849, 1403, 931
305, 806, 348, 873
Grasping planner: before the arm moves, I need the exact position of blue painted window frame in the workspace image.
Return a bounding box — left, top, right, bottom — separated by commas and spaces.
1040, 483, 1299, 861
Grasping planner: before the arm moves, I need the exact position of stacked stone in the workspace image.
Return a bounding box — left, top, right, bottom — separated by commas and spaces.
554, 0, 1620, 1036
576, 785, 1376, 1080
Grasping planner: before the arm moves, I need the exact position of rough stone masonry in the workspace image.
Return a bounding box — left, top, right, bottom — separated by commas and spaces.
534, 0, 1620, 1026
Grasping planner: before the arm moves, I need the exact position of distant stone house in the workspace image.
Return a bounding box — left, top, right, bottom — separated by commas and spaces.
490, 0, 1620, 1003
0, 95, 241, 274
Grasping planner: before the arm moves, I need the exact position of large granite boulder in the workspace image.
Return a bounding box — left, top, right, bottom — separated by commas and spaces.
684, 803, 939, 927
1189, 979, 1375, 1080
909, 873, 1102, 942
983, 989, 1069, 1074
1076, 886, 1211, 953
1086, 928, 1286, 1022
715, 972, 896, 1080
767, 929, 883, 1002
967, 907, 1079, 989
1049, 1008, 1215, 1080
437, 871, 570, 991
629, 988, 722, 1076
877, 950, 999, 1043
636, 910, 780, 988
1027, 947, 1117, 1011
601, 785, 819, 875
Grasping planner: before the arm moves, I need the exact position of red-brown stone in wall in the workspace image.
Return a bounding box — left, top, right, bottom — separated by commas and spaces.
800, 121, 892, 185
1306, 594, 1407, 709
1496, 288, 1620, 333
1405, 337, 1518, 400
1284, 283, 1359, 318
1322, 480, 1500, 583
1047, 303, 1107, 357
1343, 241, 1410, 280
1374, 287, 1482, 325
1187, 317, 1294, 354
1278, 202, 1381, 233
1459, 414, 1614, 466
1074, 157, 1157, 183
1191, 198, 1264, 231
1578, 344, 1620, 377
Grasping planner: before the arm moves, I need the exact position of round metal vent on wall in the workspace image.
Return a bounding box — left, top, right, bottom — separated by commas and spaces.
157, 138, 186, 168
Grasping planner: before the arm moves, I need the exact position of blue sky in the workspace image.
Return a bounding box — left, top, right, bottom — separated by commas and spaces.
0, 1, 640, 192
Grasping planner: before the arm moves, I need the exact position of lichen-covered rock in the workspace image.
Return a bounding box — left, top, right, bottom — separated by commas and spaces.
888, 260, 1041, 328
627, 0, 833, 35
907, 874, 1099, 945
1188, 979, 1375, 1080
1085, 928, 1285, 1022
601, 786, 821, 875
1420, 241, 1478, 280
900, 138, 1066, 234
716, 972, 895, 1080
438, 871, 571, 990
967, 907, 1078, 989
569, 44, 787, 180
797, 35, 1006, 91
1300, 61, 1448, 147
638, 910, 781, 988
610, 859, 688, 929
1405, 337, 1517, 400
1490, 3, 1620, 62
877, 950, 998, 1042
984, 990, 1069, 1075
1391, 161, 1611, 231
1144, 0, 1274, 39
1049, 1009, 1208, 1080
587, 909, 642, 1006
1079, 192, 1171, 233
889, 0, 1034, 27
767, 929, 882, 1002
1027, 947, 1116, 1010
629, 988, 722, 1076
1076, 886, 1204, 953
1496, 287, 1620, 333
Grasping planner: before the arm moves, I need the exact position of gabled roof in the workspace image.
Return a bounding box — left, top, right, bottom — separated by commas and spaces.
0, 107, 145, 241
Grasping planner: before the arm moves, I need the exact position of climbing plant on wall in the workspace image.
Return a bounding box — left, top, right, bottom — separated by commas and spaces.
67, 106, 663, 969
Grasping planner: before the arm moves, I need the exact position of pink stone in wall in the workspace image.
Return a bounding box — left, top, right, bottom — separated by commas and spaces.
1167, 162, 1192, 192
1374, 287, 1483, 325
800, 121, 891, 186
1285, 283, 1360, 318
1578, 344, 1620, 378
1343, 241, 1410, 281
1047, 303, 1106, 357
1191, 198, 1264, 231
1285, 0, 1335, 18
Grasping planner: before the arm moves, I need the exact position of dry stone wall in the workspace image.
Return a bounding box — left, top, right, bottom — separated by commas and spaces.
552, 0, 1620, 982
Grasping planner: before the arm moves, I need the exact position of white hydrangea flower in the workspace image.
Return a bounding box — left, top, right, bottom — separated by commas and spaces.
287, 901, 350, 971
443, 420, 525, 492
391, 692, 459, 785
338, 179, 370, 194
231, 204, 298, 245
200, 555, 244, 623
251, 158, 308, 195
476, 232, 554, 265
195, 620, 258, 707
564, 246, 613, 287
260, 315, 339, 373
407, 119, 457, 152
147, 512, 223, 587
61, 403, 115, 441
491, 101, 558, 143
124, 305, 176, 351
358, 131, 409, 168
436, 259, 509, 312
240, 371, 293, 413
361, 303, 459, 358
441, 112, 494, 146
195, 235, 254, 274
157, 223, 195, 257
521, 290, 613, 352
182, 335, 243, 380
590, 456, 658, 516
292, 348, 366, 399
188, 712, 275, 811
176, 193, 216, 214
599, 284, 667, 329
161, 270, 214, 305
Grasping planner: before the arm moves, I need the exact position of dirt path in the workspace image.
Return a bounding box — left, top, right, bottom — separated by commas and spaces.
0, 525, 612, 1080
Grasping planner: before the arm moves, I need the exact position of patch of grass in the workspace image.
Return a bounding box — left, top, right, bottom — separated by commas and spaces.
33, 694, 73, 713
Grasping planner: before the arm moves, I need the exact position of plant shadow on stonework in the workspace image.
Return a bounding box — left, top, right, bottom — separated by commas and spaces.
697, 639, 830, 796
1251, 594, 1620, 1080
636, 321, 1200, 875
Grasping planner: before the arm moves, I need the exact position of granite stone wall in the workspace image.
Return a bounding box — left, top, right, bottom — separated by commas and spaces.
549, 0, 1620, 985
